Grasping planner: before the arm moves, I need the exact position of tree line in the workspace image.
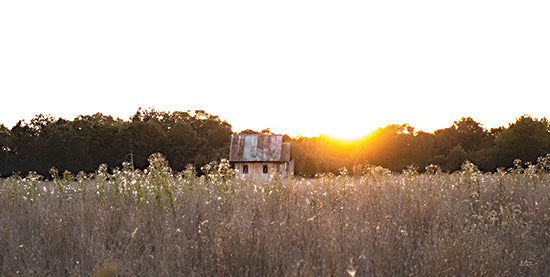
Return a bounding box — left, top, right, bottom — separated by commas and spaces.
1, 110, 549, 177
292, 116, 550, 176
0, 109, 232, 177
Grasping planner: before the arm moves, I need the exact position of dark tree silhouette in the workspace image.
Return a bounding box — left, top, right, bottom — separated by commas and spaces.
2, 111, 550, 176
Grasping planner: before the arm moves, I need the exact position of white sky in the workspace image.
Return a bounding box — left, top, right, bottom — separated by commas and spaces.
1, 1, 549, 139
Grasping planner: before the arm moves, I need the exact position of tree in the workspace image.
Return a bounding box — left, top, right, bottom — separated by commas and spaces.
494, 115, 550, 167
454, 117, 492, 152
165, 122, 201, 171
434, 117, 492, 155
239, 129, 261, 134
0, 124, 13, 176
126, 120, 167, 169
444, 145, 468, 172
357, 124, 435, 171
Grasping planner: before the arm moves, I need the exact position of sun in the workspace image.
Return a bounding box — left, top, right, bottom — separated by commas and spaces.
311, 122, 378, 140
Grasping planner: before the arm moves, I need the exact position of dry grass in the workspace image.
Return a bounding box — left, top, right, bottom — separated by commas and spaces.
1, 158, 550, 276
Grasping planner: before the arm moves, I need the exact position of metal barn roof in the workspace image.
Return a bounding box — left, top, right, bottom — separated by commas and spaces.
229, 134, 291, 162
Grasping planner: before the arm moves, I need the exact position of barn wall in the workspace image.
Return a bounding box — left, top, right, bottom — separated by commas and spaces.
233, 162, 292, 181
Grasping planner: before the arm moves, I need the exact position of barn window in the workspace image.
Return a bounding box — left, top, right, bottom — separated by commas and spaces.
243, 164, 248, 174
263, 165, 268, 174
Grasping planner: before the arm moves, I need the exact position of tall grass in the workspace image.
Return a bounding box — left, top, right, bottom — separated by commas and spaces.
1, 155, 550, 276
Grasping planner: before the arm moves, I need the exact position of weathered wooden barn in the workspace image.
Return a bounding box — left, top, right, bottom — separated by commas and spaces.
229, 134, 294, 180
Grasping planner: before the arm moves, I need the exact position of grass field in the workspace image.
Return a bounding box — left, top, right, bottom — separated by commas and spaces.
1, 155, 550, 276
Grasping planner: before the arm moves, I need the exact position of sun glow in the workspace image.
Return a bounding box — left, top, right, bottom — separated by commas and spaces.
231, 122, 377, 141
1, 1, 549, 140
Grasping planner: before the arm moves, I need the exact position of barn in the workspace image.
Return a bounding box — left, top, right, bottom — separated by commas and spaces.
229, 134, 294, 180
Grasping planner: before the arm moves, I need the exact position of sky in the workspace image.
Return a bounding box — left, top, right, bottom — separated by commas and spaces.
1, 1, 549, 139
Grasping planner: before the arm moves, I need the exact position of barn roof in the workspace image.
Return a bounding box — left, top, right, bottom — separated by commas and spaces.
229, 134, 291, 162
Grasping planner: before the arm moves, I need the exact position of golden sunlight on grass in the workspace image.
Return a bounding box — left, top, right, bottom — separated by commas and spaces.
2, 155, 550, 275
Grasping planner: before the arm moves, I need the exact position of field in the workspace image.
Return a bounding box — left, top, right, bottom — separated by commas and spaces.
2, 154, 550, 276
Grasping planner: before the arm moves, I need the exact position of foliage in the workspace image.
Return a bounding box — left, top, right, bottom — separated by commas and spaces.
495, 116, 550, 168
2, 112, 550, 176
291, 115, 550, 174
0, 109, 232, 176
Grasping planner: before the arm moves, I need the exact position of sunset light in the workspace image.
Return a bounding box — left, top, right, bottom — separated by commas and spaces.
1, 1, 549, 139
3, 2, 550, 275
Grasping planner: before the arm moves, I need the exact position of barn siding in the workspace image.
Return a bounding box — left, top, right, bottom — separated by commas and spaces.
234, 162, 292, 180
